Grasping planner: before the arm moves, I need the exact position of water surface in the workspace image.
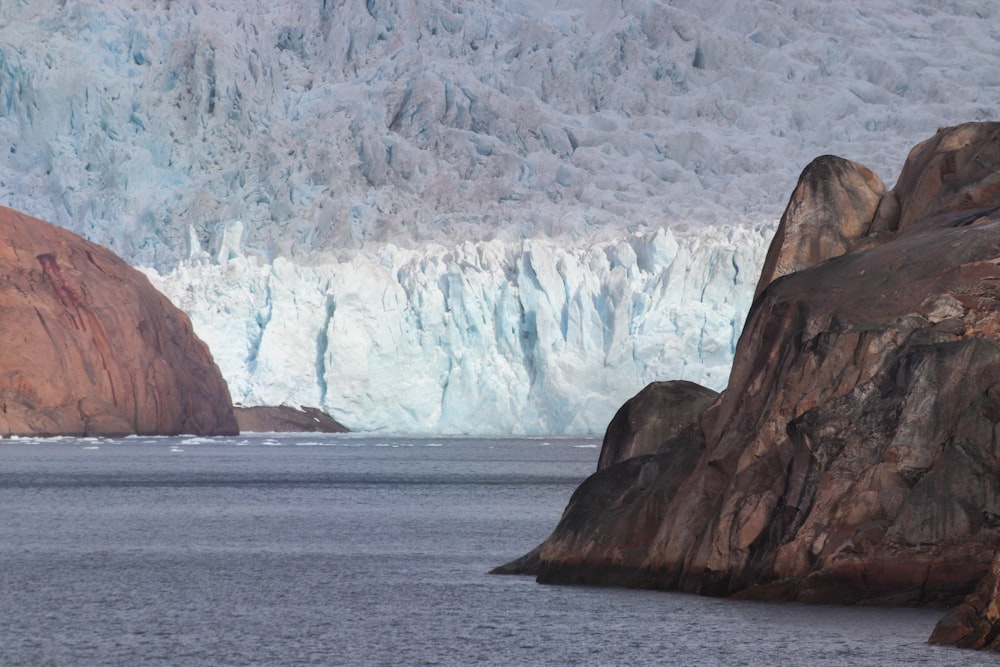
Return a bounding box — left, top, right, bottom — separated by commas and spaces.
0, 434, 989, 665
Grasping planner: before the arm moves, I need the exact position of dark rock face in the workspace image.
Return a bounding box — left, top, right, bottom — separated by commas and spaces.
0, 206, 238, 436
929, 554, 1000, 650
234, 405, 348, 433
491, 423, 708, 580
597, 380, 718, 471
498, 122, 1000, 648
492, 380, 716, 578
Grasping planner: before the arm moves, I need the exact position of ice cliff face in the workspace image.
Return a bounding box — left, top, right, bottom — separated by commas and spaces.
1, 0, 997, 432
148, 225, 766, 433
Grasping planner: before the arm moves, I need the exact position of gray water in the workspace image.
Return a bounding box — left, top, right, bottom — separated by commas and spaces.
0, 434, 994, 666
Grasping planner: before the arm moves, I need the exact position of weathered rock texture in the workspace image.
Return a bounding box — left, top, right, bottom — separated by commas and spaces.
754, 154, 887, 299
929, 553, 1000, 650
497, 122, 1000, 648
234, 405, 348, 433
0, 206, 237, 436
596, 380, 718, 471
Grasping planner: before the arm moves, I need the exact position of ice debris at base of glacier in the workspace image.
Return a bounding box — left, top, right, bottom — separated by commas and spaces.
145, 225, 769, 435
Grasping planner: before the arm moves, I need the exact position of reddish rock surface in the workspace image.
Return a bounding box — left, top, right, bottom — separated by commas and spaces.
0, 206, 237, 436
929, 553, 1000, 650
234, 405, 348, 433
596, 380, 717, 471
754, 154, 886, 299
497, 122, 1000, 649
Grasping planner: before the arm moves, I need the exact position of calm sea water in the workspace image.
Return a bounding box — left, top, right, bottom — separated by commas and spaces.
0, 434, 993, 666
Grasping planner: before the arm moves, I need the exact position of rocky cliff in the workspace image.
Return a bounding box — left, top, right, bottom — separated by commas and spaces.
0, 206, 237, 436
496, 122, 1000, 649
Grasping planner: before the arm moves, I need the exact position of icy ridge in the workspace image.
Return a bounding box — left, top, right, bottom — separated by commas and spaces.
1, 1, 997, 268
145, 226, 768, 434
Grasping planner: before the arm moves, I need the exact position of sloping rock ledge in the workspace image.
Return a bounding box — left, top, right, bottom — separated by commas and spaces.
495, 122, 1000, 651
234, 405, 348, 433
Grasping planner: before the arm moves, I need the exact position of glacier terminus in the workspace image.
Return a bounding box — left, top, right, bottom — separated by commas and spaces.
147, 224, 765, 433
1, 0, 996, 433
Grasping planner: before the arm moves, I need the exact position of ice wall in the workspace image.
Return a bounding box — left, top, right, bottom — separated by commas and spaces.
147, 225, 768, 434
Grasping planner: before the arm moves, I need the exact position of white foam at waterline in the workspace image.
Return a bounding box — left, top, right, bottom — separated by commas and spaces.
12, 435, 66, 443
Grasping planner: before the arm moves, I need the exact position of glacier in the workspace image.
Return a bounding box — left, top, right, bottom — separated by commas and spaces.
1, 0, 998, 433
147, 224, 767, 433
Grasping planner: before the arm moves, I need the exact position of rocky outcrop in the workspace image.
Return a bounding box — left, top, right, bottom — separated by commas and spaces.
498, 122, 1000, 647
0, 206, 237, 436
492, 416, 710, 582
234, 405, 348, 433
929, 553, 1000, 650
596, 380, 718, 471
753, 154, 886, 299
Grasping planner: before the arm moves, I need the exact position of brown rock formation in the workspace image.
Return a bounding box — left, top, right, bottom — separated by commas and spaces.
0, 206, 237, 436
893, 121, 1000, 234
597, 380, 718, 471
754, 154, 886, 299
929, 553, 1000, 650
234, 405, 348, 433
497, 122, 1000, 648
